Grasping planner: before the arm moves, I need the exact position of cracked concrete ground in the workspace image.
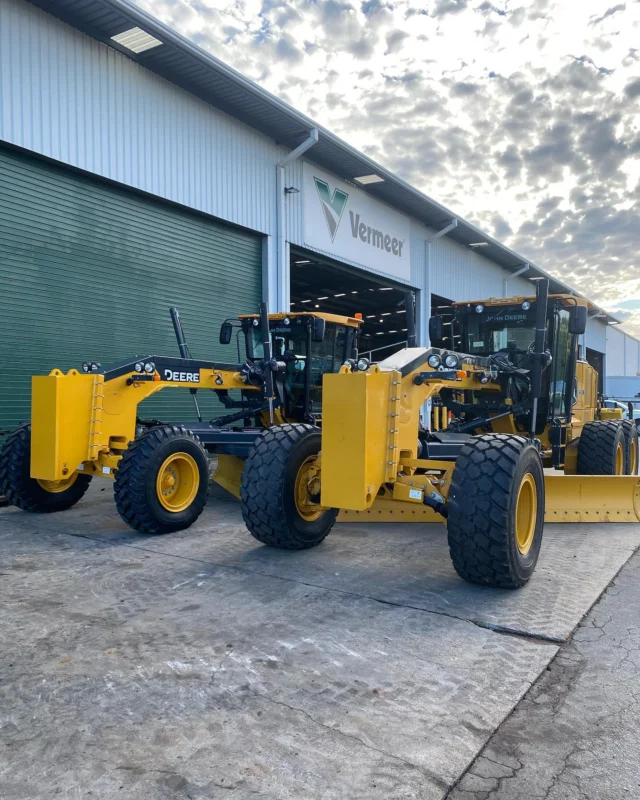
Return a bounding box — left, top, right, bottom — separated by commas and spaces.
1, 483, 638, 799
448, 550, 640, 800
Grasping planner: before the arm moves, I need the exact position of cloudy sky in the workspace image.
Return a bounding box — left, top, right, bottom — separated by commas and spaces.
137, 0, 640, 335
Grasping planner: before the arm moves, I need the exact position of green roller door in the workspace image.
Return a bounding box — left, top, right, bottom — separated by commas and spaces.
0, 146, 262, 434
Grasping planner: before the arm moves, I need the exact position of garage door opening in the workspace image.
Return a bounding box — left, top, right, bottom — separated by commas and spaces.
290, 249, 415, 361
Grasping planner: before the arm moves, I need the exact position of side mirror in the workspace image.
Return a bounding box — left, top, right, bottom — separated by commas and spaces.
312, 317, 326, 343
568, 305, 587, 335
219, 321, 233, 345
428, 315, 443, 344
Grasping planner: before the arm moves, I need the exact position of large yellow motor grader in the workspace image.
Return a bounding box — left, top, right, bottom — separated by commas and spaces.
237, 279, 640, 589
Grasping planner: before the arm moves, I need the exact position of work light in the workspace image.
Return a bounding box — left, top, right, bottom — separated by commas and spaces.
428, 354, 441, 368
444, 354, 459, 369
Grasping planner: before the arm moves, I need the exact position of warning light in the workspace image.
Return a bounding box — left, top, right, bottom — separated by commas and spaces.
354, 312, 363, 320
456, 370, 466, 379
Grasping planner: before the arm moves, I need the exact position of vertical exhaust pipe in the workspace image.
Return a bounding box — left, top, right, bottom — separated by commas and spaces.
404, 291, 417, 348
169, 307, 202, 423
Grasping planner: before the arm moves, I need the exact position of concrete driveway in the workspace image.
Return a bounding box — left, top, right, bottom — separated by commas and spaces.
1, 484, 638, 799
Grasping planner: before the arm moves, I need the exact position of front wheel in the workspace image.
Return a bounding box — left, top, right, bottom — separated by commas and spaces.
447, 434, 545, 589
114, 425, 209, 534
0, 423, 92, 512
240, 424, 337, 549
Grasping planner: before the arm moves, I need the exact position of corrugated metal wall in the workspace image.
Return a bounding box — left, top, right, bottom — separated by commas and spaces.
625, 336, 639, 375
0, 0, 281, 238
606, 327, 626, 375
430, 236, 531, 300
585, 316, 607, 354
0, 146, 262, 433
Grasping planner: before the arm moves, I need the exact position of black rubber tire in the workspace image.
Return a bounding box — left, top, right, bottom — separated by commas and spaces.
114, 425, 209, 534
240, 423, 337, 549
621, 419, 638, 475
447, 434, 545, 589
577, 420, 625, 475
0, 423, 92, 512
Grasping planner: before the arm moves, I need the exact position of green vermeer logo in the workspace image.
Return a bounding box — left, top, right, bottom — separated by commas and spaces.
314, 177, 349, 241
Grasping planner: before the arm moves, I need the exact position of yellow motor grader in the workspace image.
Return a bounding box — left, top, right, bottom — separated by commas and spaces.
0, 304, 361, 534
238, 279, 639, 589
2, 281, 639, 589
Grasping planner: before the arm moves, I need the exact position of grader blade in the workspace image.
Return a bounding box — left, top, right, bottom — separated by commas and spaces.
544, 475, 640, 523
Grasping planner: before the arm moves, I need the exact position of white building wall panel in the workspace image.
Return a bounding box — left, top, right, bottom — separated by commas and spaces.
625, 335, 639, 376
0, 0, 281, 237
606, 326, 626, 375
430, 236, 530, 301
585, 317, 607, 354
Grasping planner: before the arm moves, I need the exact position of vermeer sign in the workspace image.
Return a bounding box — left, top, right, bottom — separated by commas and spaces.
303, 163, 411, 281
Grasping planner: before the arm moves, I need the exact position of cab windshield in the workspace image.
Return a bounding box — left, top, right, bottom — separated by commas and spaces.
463, 307, 538, 359
250, 321, 348, 414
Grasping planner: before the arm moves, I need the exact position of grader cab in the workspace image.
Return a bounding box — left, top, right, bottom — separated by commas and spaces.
2, 280, 639, 590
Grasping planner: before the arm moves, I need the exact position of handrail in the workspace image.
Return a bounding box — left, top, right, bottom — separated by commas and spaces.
359, 340, 408, 361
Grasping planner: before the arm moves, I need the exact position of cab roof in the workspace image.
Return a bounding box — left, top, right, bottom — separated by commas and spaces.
238, 311, 362, 328
452, 293, 593, 309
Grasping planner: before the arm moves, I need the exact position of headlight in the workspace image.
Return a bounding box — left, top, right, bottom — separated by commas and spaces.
252, 318, 259, 327
90, 362, 100, 372
427, 354, 441, 368
356, 357, 370, 372
444, 354, 459, 369
283, 317, 290, 325
522, 301, 531, 311
134, 362, 144, 373
144, 361, 155, 374
475, 304, 484, 314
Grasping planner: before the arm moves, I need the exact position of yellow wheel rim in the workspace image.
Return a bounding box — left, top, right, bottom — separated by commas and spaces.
615, 442, 624, 475
156, 452, 199, 512
37, 474, 78, 493
631, 438, 638, 475
515, 473, 537, 555
294, 455, 324, 522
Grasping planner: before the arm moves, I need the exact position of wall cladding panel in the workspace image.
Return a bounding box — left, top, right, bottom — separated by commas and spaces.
0, 0, 281, 236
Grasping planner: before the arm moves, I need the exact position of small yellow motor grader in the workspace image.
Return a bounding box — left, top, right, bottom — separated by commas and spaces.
0, 303, 361, 534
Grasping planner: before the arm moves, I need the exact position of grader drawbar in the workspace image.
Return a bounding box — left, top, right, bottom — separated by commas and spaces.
1, 281, 639, 590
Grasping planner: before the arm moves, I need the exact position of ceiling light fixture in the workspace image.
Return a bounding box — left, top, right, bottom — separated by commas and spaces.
334, 293, 346, 297
317, 296, 328, 300
295, 259, 311, 264
111, 27, 162, 53
469, 242, 489, 247
354, 174, 385, 185
379, 287, 393, 291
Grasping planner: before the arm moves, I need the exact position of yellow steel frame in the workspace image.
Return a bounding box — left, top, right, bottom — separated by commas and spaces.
30, 365, 251, 482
